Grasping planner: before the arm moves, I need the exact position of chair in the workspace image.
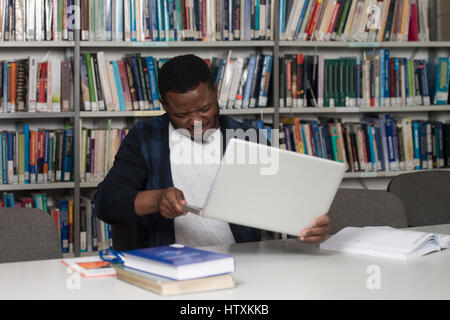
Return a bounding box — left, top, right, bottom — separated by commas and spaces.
328, 188, 408, 235
0, 208, 62, 263
387, 171, 450, 227
111, 221, 142, 251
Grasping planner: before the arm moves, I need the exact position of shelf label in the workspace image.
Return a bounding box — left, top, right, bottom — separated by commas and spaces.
348, 42, 380, 48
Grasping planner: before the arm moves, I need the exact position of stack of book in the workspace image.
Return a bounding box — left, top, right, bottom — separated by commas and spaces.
0, 124, 74, 185
279, 51, 450, 108
0, 58, 72, 113
281, 115, 450, 172
114, 244, 236, 296
80, 0, 275, 42
280, 0, 430, 42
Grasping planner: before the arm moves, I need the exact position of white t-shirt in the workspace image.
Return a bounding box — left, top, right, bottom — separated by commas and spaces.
168, 123, 236, 247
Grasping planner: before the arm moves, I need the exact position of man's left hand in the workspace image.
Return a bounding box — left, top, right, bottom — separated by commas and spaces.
299, 214, 331, 243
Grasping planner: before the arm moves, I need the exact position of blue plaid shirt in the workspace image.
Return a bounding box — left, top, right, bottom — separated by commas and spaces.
95, 113, 262, 248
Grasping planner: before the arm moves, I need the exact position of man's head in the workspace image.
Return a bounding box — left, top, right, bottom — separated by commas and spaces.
158, 54, 220, 139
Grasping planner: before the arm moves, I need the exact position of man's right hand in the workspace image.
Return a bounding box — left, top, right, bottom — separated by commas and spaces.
157, 187, 188, 219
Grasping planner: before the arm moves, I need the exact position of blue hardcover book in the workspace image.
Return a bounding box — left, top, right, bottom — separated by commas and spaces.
293, 0, 309, 40
321, 125, 333, 160
145, 56, 161, 110
163, 0, 170, 41
420, 60, 431, 105
434, 57, 450, 105
149, 0, 158, 41
257, 55, 273, 108
3, 63, 7, 111
374, 126, 384, 171
385, 116, 398, 171
130, 0, 137, 41
1, 133, 7, 184
394, 58, 400, 106
7, 132, 14, 184
437, 122, 444, 167
59, 200, 70, 253
24, 124, 29, 183
379, 50, 385, 106
279, 0, 286, 37
0, 133, 2, 184
365, 124, 376, 171
112, 61, 126, 111
412, 121, 421, 169
129, 57, 144, 110
62, 128, 74, 182
3, 192, 7, 207
378, 115, 390, 171
244, 0, 252, 40
156, 0, 165, 40
419, 121, 428, 168
122, 244, 236, 280
8, 192, 14, 208
283, 125, 293, 151
403, 58, 409, 105
174, 0, 182, 41
167, 0, 175, 41
311, 121, 322, 158
384, 49, 390, 106
242, 55, 257, 108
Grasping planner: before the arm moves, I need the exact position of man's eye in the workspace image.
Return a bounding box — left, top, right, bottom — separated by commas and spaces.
200, 105, 210, 112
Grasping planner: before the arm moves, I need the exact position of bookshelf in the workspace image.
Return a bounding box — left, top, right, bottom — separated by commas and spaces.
1, 0, 450, 256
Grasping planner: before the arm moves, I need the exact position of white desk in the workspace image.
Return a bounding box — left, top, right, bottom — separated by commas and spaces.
1, 224, 449, 300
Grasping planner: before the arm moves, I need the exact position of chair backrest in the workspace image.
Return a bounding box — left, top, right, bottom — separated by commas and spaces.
111, 221, 142, 252
387, 171, 450, 227
0, 208, 63, 263
328, 189, 408, 234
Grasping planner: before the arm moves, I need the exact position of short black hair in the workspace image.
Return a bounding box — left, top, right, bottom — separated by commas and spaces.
157, 54, 215, 102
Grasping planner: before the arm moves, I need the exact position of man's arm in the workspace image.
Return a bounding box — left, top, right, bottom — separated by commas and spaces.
94, 127, 149, 224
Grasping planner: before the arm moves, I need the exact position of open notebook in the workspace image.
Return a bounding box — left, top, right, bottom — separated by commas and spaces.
320, 226, 450, 260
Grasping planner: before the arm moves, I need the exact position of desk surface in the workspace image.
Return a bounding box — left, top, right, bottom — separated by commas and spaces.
1, 224, 449, 300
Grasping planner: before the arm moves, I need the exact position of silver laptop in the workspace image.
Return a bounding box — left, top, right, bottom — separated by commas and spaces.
183, 138, 346, 236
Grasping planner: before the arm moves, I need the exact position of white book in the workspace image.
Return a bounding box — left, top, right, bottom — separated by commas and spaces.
28, 57, 38, 112
50, 60, 61, 112
227, 57, 244, 109
26, 0, 36, 40
206, 0, 216, 41
96, 52, 113, 111
285, 0, 304, 41
320, 226, 450, 260
340, 0, 358, 41
35, 0, 43, 40
106, 62, 120, 111
124, 0, 131, 41
136, 0, 144, 42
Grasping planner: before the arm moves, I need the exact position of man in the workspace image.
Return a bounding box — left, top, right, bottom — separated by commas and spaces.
95, 54, 330, 248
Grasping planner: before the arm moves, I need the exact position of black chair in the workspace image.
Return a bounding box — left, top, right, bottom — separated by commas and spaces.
111, 221, 142, 251
0, 208, 62, 263
387, 171, 450, 227
328, 188, 408, 234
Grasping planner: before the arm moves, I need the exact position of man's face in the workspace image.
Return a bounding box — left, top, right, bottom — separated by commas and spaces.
162, 82, 220, 139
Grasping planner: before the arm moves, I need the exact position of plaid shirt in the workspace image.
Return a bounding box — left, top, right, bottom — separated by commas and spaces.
95, 113, 262, 248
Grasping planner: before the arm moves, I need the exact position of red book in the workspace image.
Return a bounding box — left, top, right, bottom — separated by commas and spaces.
117, 60, 133, 111
37, 62, 48, 108
408, 3, 419, 41
327, 2, 341, 35
389, 59, 396, 101
297, 54, 304, 99
307, 1, 323, 38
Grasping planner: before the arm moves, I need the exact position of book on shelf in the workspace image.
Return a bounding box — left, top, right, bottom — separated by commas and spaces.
279, 0, 430, 42
77, 0, 274, 42
280, 114, 450, 173
320, 226, 450, 260
0, 126, 74, 185
121, 244, 236, 281
0, 57, 72, 113
279, 50, 450, 109
80, 51, 273, 112
113, 264, 235, 296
